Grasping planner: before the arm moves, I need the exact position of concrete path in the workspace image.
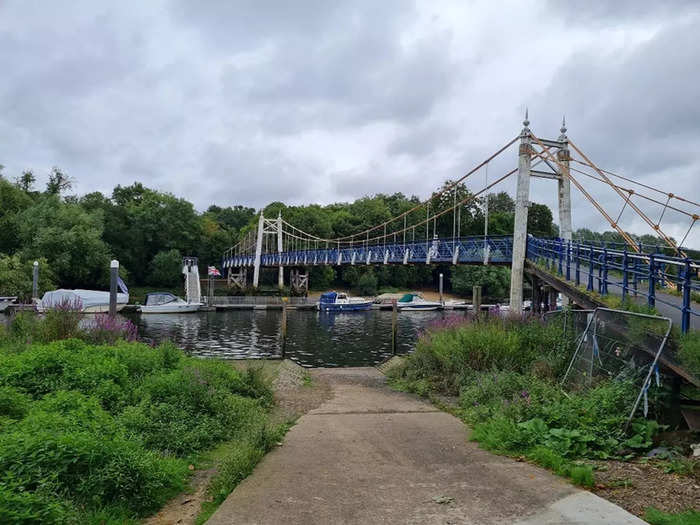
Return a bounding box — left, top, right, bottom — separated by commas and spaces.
208, 368, 646, 525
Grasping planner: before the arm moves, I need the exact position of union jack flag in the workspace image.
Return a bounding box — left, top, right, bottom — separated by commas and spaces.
208, 266, 221, 277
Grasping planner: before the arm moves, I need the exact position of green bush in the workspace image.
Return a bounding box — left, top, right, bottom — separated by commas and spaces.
0, 339, 274, 521
388, 315, 663, 485
356, 271, 378, 296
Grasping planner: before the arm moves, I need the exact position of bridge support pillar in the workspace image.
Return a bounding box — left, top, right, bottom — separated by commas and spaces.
548, 287, 559, 312
253, 212, 264, 289
557, 118, 572, 307
290, 269, 308, 296
557, 117, 572, 243
509, 112, 532, 314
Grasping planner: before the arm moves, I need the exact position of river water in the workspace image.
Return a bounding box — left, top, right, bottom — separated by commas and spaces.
127, 309, 461, 368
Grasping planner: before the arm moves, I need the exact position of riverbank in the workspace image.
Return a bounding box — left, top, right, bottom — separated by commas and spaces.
385, 316, 699, 523
147, 360, 333, 524
0, 331, 280, 523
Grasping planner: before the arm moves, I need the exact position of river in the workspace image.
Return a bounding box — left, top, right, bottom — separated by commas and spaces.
127, 309, 462, 367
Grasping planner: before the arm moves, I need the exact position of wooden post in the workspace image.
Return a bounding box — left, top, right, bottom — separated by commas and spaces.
32, 261, 39, 300
391, 299, 398, 355
109, 260, 119, 317
473, 285, 482, 316
281, 297, 288, 359
439, 273, 444, 305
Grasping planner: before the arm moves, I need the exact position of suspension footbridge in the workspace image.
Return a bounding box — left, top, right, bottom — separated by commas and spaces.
222, 115, 699, 333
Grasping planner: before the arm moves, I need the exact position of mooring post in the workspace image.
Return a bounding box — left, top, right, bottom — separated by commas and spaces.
281, 297, 288, 359
391, 299, 398, 355
32, 261, 39, 300
509, 111, 532, 314
109, 260, 119, 317
439, 273, 444, 305
473, 285, 482, 317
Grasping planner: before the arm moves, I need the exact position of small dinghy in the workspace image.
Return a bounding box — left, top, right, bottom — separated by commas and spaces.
139, 292, 201, 314
397, 293, 442, 311
317, 291, 373, 312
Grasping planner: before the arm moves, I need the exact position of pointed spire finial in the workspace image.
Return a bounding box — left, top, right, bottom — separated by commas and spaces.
560, 115, 567, 134
523, 107, 529, 128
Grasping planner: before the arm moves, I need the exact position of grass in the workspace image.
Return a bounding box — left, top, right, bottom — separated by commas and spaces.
386, 315, 664, 487
193, 421, 290, 525
644, 507, 700, 525
0, 309, 278, 523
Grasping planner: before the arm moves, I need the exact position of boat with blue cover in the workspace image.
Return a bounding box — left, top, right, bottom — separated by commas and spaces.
317, 291, 373, 312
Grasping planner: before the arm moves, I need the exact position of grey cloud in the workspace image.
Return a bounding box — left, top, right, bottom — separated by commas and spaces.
0, 1, 698, 246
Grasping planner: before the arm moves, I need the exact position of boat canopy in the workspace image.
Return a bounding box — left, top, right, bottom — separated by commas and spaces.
40, 289, 128, 310
319, 292, 338, 304
398, 293, 417, 303
145, 292, 179, 306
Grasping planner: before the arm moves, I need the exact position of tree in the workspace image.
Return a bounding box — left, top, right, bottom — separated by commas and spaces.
527, 203, 556, 237
0, 179, 33, 254
356, 270, 378, 296
15, 170, 36, 192
0, 255, 55, 299
451, 265, 511, 300
149, 249, 183, 287
487, 192, 515, 214
45, 167, 73, 195
17, 196, 111, 288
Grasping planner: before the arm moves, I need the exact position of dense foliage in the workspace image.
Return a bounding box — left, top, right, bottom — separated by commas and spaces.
0, 165, 560, 298
388, 316, 662, 486
0, 336, 275, 523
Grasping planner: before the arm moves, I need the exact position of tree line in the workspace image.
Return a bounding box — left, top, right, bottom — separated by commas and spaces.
5, 163, 672, 300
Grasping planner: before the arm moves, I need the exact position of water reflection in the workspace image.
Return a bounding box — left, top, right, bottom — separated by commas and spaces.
129, 309, 463, 367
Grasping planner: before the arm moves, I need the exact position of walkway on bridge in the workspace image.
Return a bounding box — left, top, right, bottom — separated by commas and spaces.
207, 367, 643, 525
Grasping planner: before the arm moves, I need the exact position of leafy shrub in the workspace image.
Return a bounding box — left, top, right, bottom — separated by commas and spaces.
41, 297, 83, 341
0, 386, 31, 420
356, 271, 378, 296
82, 314, 138, 345
0, 340, 274, 520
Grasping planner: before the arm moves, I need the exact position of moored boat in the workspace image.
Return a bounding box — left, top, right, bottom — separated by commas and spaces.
396, 293, 442, 311
37, 289, 129, 313
317, 291, 373, 312
138, 292, 201, 314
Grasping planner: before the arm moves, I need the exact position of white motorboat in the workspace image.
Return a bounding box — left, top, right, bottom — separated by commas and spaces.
138, 292, 201, 314
397, 293, 442, 311
38, 289, 128, 313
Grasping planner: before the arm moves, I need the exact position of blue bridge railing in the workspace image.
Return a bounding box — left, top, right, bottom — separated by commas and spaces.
221, 233, 698, 333
527, 237, 700, 333
223, 235, 513, 268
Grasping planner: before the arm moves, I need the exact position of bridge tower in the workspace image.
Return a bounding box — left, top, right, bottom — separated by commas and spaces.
253, 212, 264, 288
557, 117, 572, 242
509, 111, 532, 313
277, 211, 284, 290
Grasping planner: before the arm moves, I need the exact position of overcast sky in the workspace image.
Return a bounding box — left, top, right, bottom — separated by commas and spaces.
1, 1, 699, 246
